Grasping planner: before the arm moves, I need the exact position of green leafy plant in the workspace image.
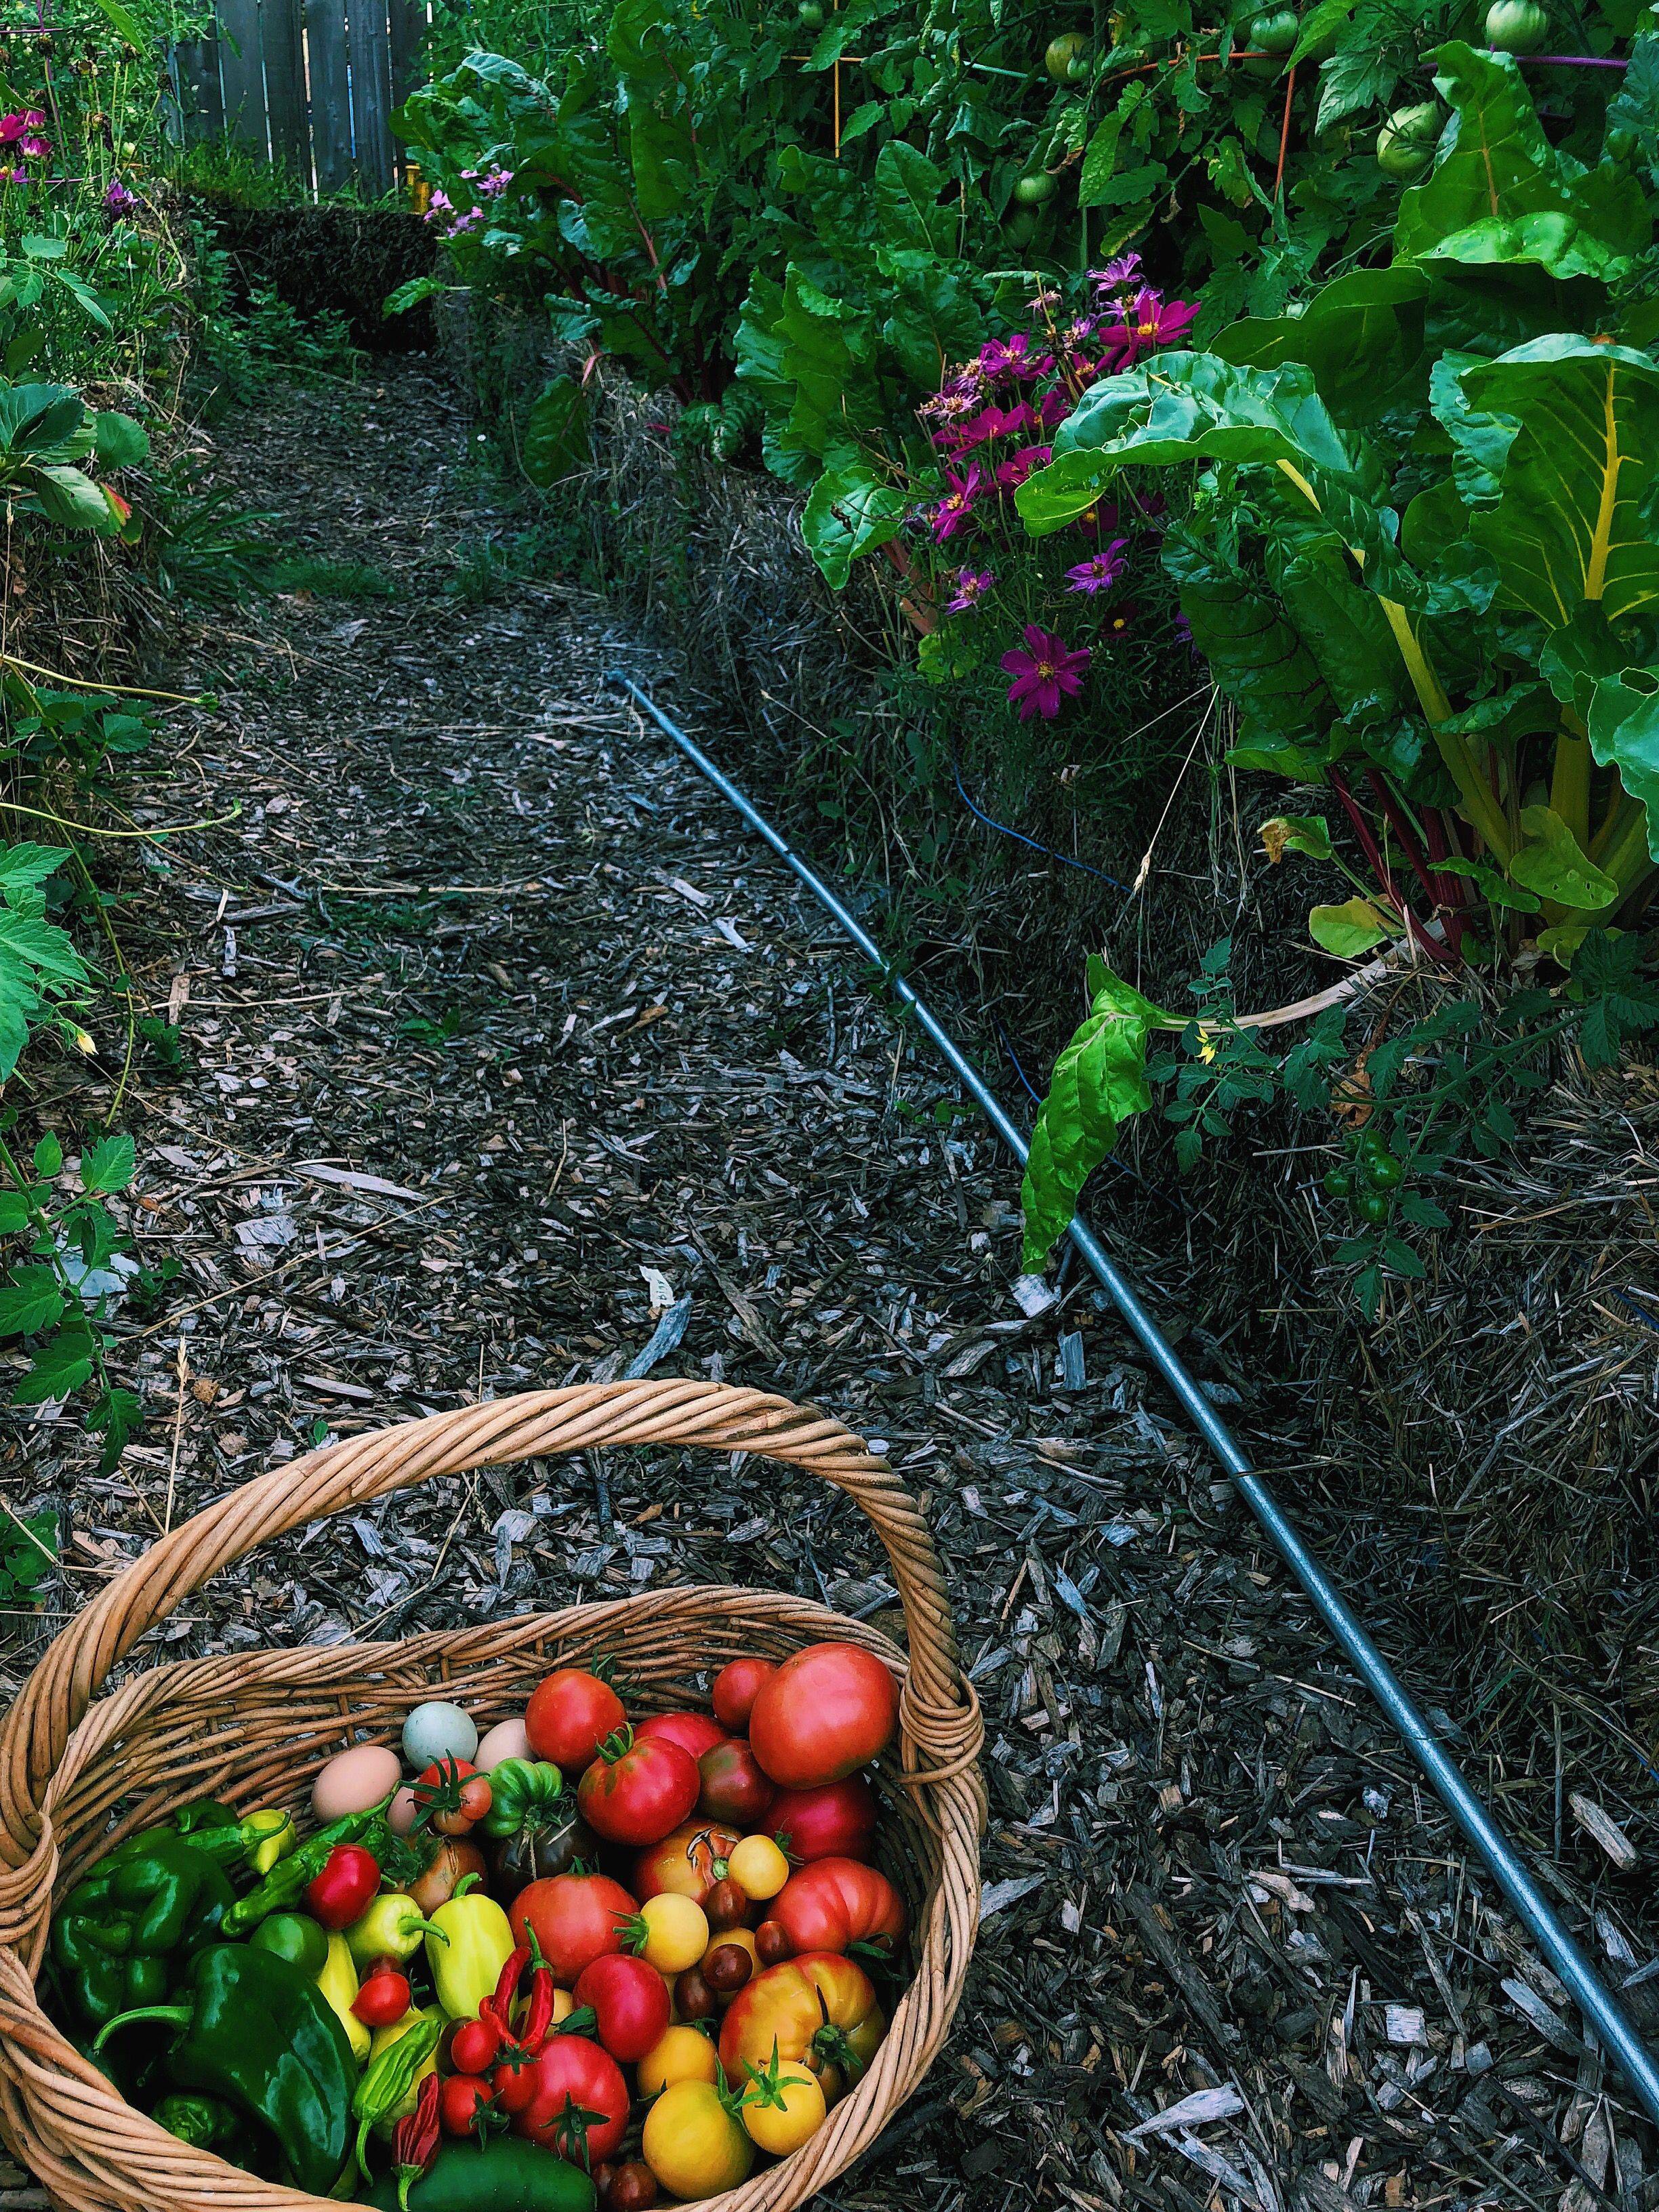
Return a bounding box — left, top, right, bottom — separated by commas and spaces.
1017, 40, 1659, 1298
0, 377, 146, 535
0, 1499, 56, 1609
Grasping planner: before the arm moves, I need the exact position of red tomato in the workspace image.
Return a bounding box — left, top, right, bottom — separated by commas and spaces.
772, 1858, 905, 1956
632, 1822, 743, 1906
413, 1758, 493, 1837
525, 1668, 627, 1772
578, 1730, 700, 1846
712, 1657, 776, 1733
766, 1776, 878, 1864
574, 1951, 673, 2062
749, 1643, 898, 1789
514, 2036, 630, 2167
510, 1870, 637, 1984
439, 2073, 493, 2138
635, 1711, 728, 1761
697, 1740, 775, 1827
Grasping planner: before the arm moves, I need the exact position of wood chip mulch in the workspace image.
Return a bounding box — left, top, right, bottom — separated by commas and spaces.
4, 358, 1658, 2212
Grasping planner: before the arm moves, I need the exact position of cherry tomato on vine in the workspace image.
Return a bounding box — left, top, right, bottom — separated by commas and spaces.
1360, 1149, 1405, 1190
1354, 1188, 1393, 1225
1322, 1168, 1352, 1200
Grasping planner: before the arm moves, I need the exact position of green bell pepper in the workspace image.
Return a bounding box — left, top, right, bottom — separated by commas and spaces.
153, 2091, 239, 2150
479, 1759, 565, 1839
250, 1912, 330, 1978
95, 1944, 356, 2196
362, 2139, 596, 2212
51, 1836, 234, 2031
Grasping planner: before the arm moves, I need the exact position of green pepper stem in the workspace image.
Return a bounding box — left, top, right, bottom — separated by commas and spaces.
94, 2003, 190, 2049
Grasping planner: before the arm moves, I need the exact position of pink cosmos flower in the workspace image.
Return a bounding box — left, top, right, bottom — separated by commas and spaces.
1038, 386, 1073, 431
1001, 625, 1090, 720
979, 332, 1040, 380
937, 399, 1035, 453
104, 177, 138, 213
1065, 538, 1130, 594
995, 443, 1050, 491
930, 464, 986, 542
946, 567, 994, 613
19, 133, 49, 159
1101, 287, 1200, 367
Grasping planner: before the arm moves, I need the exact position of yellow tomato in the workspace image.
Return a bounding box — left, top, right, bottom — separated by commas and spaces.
548, 1987, 576, 2026
642, 2081, 754, 2200
728, 1834, 789, 1900
740, 2064, 827, 2154
640, 2023, 720, 2097
638, 1891, 710, 1973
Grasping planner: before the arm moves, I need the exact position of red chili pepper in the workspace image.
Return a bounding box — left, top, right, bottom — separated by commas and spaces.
487, 1942, 531, 2026
517, 1965, 556, 2055
306, 1843, 382, 1930
352, 1959, 413, 2026
391, 2072, 441, 2211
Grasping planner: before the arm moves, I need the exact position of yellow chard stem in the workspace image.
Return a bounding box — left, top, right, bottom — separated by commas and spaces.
1376, 598, 1513, 865
1550, 708, 1593, 851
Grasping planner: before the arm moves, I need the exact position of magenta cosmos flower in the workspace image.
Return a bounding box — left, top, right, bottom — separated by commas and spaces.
946, 567, 994, 613
1065, 538, 1129, 594
1089, 252, 1142, 295
995, 443, 1050, 492
979, 332, 1049, 382
1103, 287, 1200, 367
930, 464, 985, 543
1001, 625, 1090, 720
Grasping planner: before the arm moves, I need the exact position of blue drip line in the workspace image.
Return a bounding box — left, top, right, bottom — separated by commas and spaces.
951, 750, 1128, 893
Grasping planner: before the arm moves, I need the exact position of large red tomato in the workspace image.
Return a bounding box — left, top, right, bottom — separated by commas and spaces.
633, 1822, 743, 1905
748, 1643, 899, 1788
525, 1668, 626, 1772
514, 2036, 630, 2167
697, 1740, 775, 1827
635, 1711, 728, 1761
574, 1951, 673, 2062
510, 1870, 636, 1983
712, 1658, 775, 1732
766, 1776, 878, 1864
772, 1858, 905, 1956
578, 1730, 700, 1845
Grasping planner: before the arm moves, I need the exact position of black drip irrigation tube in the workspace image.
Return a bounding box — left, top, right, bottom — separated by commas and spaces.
611, 669, 1659, 2126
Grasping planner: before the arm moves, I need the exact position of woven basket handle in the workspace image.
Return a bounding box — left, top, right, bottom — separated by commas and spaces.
0, 1380, 980, 1863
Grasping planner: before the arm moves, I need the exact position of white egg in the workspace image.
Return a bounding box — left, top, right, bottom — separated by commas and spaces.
402, 1699, 478, 1769
475, 1717, 532, 1771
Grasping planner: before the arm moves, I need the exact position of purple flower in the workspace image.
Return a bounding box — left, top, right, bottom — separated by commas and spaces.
936, 399, 1033, 453
979, 332, 1036, 380
3, 167, 24, 184
994, 443, 1050, 491
1100, 600, 1139, 640
478, 165, 512, 197
104, 177, 138, 213
945, 566, 994, 613
1088, 251, 1143, 294
930, 464, 986, 543
1065, 537, 1129, 594
0, 113, 25, 144
425, 188, 452, 219
1000, 624, 1090, 720
1037, 386, 1073, 430
20, 133, 50, 159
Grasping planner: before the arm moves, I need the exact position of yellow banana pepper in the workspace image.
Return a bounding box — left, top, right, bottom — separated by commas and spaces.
425, 1879, 514, 2020
316, 1929, 370, 2063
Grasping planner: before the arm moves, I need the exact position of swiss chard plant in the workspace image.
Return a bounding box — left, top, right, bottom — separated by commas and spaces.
1015, 39, 1659, 1296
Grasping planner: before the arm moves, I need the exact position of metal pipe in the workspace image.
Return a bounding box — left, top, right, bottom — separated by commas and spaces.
613, 670, 1659, 2124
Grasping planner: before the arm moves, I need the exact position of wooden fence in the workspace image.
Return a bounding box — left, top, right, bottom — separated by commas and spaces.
174, 0, 428, 197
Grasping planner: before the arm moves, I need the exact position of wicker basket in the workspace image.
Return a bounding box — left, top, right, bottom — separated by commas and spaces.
0, 1381, 985, 2212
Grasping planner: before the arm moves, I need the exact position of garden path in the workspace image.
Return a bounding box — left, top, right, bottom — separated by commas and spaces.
5, 360, 1650, 2212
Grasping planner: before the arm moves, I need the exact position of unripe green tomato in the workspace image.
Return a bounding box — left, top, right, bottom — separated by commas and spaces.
1483, 0, 1549, 50
1249, 7, 1300, 50
1044, 30, 1090, 80
1607, 123, 1638, 161
1354, 1188, 1393, 1225
1004, 208, 1039, 246
798, 1, 825, 24
1360, 1149, 1405, 1191
1014, 170, 1057, 204
1376, 102, 1441, 179
1322, 1168, 1353, 1200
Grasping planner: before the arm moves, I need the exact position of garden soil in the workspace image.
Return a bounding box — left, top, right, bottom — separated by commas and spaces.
3, 359, 1658, 2212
